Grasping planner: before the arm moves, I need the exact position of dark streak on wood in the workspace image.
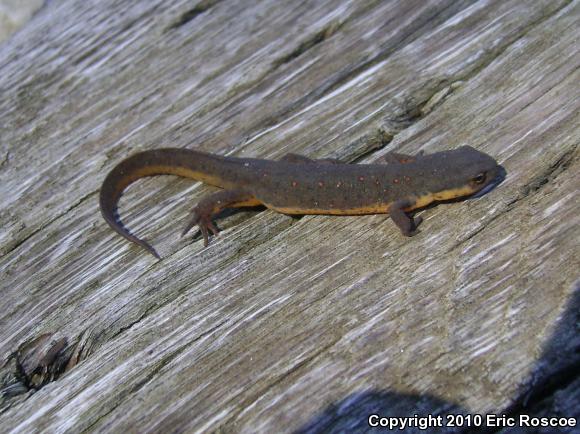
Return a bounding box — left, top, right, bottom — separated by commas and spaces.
166, 0, 221, 31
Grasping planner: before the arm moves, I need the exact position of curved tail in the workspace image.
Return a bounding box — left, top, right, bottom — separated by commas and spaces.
99, 148, 232, 258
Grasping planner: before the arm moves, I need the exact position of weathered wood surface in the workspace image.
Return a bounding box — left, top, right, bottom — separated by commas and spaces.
0, 0, 44, 43
0, 0, 578, 432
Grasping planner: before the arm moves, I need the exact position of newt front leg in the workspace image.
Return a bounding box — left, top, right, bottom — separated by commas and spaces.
389, 199, 423, 236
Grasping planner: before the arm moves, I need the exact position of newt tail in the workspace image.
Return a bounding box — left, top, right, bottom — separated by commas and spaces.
99, 148, 243, 258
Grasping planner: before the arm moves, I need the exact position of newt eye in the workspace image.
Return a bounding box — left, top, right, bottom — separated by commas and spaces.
472, 173, 486, 184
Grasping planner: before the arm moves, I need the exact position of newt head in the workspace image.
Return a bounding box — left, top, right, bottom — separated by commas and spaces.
410, 146, 503, 208
454, 145, 503, 198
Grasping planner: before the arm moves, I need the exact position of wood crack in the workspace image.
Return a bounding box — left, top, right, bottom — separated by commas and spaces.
165, 0, 222, 31
272, 21, 344, 68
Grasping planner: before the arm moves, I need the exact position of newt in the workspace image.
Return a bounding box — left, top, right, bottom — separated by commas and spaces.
100, 146, 501, 258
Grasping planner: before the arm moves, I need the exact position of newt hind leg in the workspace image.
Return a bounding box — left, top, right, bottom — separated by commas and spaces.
182, 189, 261, 246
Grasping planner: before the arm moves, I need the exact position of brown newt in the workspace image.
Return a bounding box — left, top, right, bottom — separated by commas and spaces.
100, 146, 501, 258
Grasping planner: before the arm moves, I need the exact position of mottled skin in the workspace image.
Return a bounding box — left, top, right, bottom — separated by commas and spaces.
100, 146, 501, 258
